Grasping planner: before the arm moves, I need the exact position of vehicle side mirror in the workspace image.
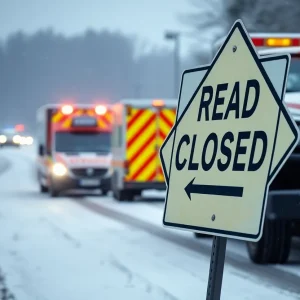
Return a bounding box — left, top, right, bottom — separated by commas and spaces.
38, 144, 44, 156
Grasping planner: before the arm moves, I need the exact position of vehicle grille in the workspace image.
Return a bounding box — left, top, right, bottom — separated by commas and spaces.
292, 120, 300, 153
71, 168, 108, 177
294, 146, 300, 154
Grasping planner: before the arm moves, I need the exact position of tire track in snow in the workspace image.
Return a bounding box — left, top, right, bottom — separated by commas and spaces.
109, 256, 178, 300
39, 217, 81, 248
7, 251, 50, 300
72, 198, 300, 297
0, 156, 11, 177
0, 154, 17, 300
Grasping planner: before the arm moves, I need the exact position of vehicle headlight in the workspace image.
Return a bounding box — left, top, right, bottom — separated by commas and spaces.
0, 135, 7, 143
52, 163, 67, 176
26, 136, 33, 145
20, 137, 26, 145
12, 135, 21, 144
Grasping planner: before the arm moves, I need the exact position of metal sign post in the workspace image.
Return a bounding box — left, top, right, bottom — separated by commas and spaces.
206, 237, 227, 300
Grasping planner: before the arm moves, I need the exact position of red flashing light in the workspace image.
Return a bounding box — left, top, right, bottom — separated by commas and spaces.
292, 39, 300, 46
251, 38, 264, 47
288, 38, 300, 46
61, 105, 73, 115
15, 124, 25, 132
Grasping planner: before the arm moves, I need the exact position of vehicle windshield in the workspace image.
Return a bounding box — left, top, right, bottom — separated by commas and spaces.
55, 131, 111, 153
286, 57, 300, 92
1, 129, 18, 138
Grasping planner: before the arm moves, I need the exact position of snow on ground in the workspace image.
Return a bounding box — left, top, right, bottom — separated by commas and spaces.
0, 148, 299, 299
86, 195, 300, 275
142, 191, 300, 278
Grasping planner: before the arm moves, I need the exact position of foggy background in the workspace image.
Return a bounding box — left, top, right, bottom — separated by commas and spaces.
0, 0, 300, 131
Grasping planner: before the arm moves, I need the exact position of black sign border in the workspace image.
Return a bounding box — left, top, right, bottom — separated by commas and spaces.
162, 20, 298, 241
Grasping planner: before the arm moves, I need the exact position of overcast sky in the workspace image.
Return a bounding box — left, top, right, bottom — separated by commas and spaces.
0, 0, 196, 56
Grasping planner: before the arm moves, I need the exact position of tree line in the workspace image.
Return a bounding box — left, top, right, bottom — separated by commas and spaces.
2, 0, 300, 132
0, 29, 192, 131
184, 0, 300, 63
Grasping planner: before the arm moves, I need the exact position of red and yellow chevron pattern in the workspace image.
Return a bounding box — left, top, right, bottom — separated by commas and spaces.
157, 108, 176, 181
125, 107, 176, 182
51, 107, 113, 131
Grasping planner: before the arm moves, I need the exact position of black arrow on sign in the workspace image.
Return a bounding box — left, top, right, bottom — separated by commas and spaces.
184, 177, 244, 200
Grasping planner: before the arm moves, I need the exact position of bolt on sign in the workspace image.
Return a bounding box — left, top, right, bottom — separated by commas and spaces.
160, 20, 300, 242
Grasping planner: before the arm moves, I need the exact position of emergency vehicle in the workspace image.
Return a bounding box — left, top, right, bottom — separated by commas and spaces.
111, 99, 177, 201
36, 103, 113, 197
209, 34, 300, 265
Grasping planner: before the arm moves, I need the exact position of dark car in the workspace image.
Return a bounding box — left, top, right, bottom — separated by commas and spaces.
0, 129, 21, 147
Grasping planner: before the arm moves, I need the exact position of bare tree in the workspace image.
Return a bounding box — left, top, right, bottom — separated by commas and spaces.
183, 0, 300, 63
0, 30, 175, 131
226, 0, 300, 32
178, 0, 228, 63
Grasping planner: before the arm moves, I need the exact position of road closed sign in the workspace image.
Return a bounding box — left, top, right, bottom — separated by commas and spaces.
162, 20, 300, 242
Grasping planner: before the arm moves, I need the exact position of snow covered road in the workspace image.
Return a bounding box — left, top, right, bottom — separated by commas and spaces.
0, 146, 299, 300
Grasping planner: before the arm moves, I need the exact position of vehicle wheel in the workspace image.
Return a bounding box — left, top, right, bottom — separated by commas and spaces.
127, 191, 135, 202
50, 187, 60, 197
102, 189, 109, 196
246, 219, 291, 264
49, 182, 60, 198
132, 190, 141, 199
114, 189, 133, 201
114, 189, 125, 201
40, 183, 48, 193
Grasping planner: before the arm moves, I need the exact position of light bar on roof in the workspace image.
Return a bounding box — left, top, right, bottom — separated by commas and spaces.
251, 36, 300, 47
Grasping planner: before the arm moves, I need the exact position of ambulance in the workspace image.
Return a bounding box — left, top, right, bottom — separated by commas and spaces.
210, 34, 300, 265
36, 103, 113, 197
111, 99, 177, 201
